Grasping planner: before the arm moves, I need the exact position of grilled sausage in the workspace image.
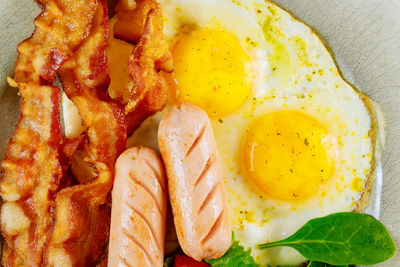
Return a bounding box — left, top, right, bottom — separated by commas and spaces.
158, 103, 231, 261
108, 146, 167, 267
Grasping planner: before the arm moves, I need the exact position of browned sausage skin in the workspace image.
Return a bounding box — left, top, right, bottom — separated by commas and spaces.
158, 102, 231, 261
108, 146, 167, 267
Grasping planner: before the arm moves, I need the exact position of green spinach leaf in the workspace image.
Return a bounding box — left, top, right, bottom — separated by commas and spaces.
205, 234, 260, 267
258, 212, 396, 265
307, 261, 347, 267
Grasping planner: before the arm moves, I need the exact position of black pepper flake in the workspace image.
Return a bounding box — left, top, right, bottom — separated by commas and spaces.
218, 119, 223, 123
289, 168, 293, 173
304, 138, 309, 146
276, 132, 281, 135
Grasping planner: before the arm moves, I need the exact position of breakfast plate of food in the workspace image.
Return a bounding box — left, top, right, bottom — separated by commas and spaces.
0, 0, 399, 266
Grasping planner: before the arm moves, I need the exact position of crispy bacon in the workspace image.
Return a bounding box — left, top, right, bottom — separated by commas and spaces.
43, 1, 127, 265
107, 17, 135, 107
126, 5, 173, 114
43, 162, 112, 266
125, 72, 168, 133
115, 0, 137, 11
14, 0, 98, 84
109, 0, 173, 134
114, 0, 159, 44
62, 135, 87, 162
2, 0, 172, 265
0, 84, 63, 267
58, 0, 126, 168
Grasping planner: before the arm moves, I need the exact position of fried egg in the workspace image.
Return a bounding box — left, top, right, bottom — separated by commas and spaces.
63, 0, 384, 266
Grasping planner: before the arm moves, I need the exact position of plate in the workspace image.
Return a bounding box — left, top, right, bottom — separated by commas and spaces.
0, 0, 399, 265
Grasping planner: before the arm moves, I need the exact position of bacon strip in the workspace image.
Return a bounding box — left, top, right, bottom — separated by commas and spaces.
44, 162, 112, 266
58, 0, 126, 167
126, 4, 173, 114
114, 0, 159, 44
0, 84, 64, 267
14, 0, 98, 84
110, 0, 173, 133
43, 1, 127, 265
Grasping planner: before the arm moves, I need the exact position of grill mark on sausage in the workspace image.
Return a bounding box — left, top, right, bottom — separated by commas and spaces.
119, 255, 133, 267
200, 208, 225, 245
129, 172, 162, 216
197, 182, 219, 214
193, 155, 214, 187
142, 156, 165, 196
125, 201, 162, 252
122, 228, 155, 267
185, 123, 206, 158
142, 156, 159, 180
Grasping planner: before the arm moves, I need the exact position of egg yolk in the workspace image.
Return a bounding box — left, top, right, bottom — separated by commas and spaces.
166, 28, 252, 117
243, 111, 339, 202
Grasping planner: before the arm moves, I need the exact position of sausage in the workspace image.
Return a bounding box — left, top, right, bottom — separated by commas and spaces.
158, 103, 231, 261
108, 146, 167, 267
